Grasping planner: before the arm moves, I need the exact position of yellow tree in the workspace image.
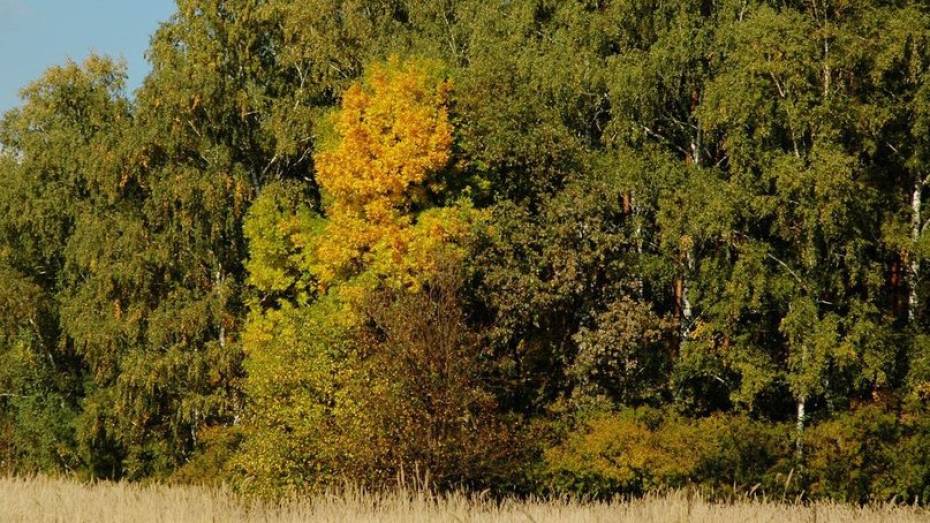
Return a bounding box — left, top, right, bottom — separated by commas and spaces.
238, 57, 497, 495
310, 56, 461, 290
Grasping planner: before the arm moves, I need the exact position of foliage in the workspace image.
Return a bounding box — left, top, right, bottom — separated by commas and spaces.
543, 405, 930, 504
802, 404, 930, 504
571, 297, 675, 406
339, 272, 519, 489
4, 0, 930, 503
541, 408, 791, 498
237, 56, 495, 496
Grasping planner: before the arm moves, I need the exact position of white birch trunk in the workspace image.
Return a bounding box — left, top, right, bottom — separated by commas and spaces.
215, 269, 227, 349
796, 398, 806, 460
910, 176, 923, 322
633, 192, 645, 300
681, 251, 694, 338
680, 127, 701, 339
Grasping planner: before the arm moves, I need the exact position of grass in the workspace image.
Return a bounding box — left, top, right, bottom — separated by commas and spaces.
1, 475, 928, 522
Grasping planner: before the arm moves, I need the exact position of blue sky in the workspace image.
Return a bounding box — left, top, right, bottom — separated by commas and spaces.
0, 0, 176, 113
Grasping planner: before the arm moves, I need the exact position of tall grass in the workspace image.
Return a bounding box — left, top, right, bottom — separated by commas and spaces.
1, 475, 927, 522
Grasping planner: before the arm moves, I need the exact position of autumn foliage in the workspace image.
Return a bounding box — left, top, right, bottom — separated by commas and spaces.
237, 57, 503, 495
9, 0, 930, 505
309, 57, 468, 291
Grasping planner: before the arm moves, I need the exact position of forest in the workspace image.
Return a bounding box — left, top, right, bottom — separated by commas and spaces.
3, 0, 930, 504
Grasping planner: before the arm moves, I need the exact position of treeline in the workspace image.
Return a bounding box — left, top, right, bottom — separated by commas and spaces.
3, 0, 930, 503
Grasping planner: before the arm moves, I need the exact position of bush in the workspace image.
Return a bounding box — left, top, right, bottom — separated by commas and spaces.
889, 411, 930, 504
802, 406, 899, 503
341, 272, 523, 491
541, 405, 930, 503
540, 408, 792, 498
802, 405, 930, 504
171, 426, 243, 486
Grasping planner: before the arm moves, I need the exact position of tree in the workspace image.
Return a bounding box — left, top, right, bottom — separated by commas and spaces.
343, 270, 517, 489
691, 2, 904, 453
0, 57, 133, 475
56, 0, 414, 478
310, 56, 457, 291
238, 57, 491, 494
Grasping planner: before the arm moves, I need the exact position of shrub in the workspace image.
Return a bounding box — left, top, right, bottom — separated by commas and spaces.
171, 426, 243, 487
542, 404, 930, 503
541, 408, 792, 498
803, 405, 930, 504
341, 270, 522, 490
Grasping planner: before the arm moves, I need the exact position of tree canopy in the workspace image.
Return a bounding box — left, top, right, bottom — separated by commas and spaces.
3, 0, 930, 503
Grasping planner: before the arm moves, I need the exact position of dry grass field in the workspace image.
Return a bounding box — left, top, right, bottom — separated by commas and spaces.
1, 476, 928, 523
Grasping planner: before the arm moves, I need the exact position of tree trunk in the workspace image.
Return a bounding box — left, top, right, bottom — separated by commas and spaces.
823, 27, 831, 98
630, 191, 645, 300
796, 397, 806, 460
890, 255, 903, 319
910, 175, 923, 323
681, 251, 694, 338
678, 117, 700, 339
215, 270, 227, 349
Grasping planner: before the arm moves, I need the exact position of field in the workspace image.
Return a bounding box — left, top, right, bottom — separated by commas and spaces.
1, 476, 927, 523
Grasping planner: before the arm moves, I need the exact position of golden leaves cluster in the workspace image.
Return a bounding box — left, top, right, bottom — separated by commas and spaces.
310, 56, 478, 292
239, 57, 485, 494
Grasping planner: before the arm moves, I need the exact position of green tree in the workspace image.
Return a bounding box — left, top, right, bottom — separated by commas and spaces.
57, 0, 415, 478
0, 56, 130, 475
690, 1, 908, 452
